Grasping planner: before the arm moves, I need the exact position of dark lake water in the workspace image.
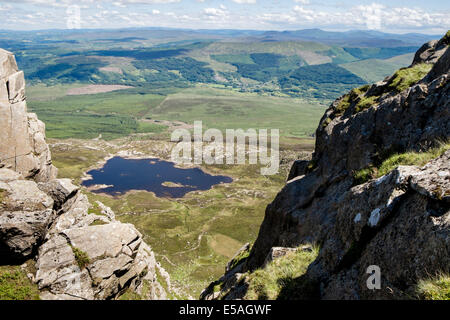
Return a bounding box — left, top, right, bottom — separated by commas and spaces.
82, 156, 233, 198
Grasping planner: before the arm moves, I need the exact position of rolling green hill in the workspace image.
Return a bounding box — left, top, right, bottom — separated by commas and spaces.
14, 28, 424, 142
11, 28, 421, 103
339, 52, 415, 83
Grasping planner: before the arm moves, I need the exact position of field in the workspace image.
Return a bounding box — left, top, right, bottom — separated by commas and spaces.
148, 86, 326, 137
27, 86, 169, 140
340, 53, 415, 83
66, 84, 133, 95
28, 85, 326, 141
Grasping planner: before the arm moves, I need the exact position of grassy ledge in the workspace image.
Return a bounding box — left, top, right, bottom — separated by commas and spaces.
244, 245, 319, 300
227, 245, 252, 271
353, 143, 450, 185
119, 279, 153, 300
334, 84, 374, 117
333, 61, 433, 120
388, 63, 433, 93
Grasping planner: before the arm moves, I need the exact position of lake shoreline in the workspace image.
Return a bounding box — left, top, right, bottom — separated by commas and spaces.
81, 155, 233, 199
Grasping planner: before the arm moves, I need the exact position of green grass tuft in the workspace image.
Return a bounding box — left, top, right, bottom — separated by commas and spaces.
244, 245, 319, 300
0, 266, 40, 300
353, 143, 450, 185
377, 143, 450, 177
227, 245, 251, 271
334, 85, 377, 116
88, 201, 104, 216
417, 273, 450, 300
353, 167, 374, 185
388, 63, 433, 93
119, 289, 142, 300
89, 220, 108, 226
334, 93, 352, 116
355, 95, 379, 113
321, 117, 332, 128
305, 160, 318, 173
119, 280, 153, 300
71, 246, 90, 270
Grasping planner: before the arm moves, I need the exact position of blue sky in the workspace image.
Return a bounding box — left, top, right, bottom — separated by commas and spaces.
0, 0, 448, 34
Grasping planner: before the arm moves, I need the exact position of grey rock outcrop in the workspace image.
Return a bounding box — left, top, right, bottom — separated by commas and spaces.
413, 32, 449, 66
35, 195, 166, 300
203, 33, 449, 300
307, 152, 449, 299
0, 49, 57, 182
262, 245, 312, 268
0, 49, 168, 300
0, 169, 55, 260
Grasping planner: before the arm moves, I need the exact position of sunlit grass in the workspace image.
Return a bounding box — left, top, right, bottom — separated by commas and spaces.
244, 245, 319, 300
353, 142, 450, 185
388, 63, 433, 93
0, 266, 40, 300
417, 273, 450, 300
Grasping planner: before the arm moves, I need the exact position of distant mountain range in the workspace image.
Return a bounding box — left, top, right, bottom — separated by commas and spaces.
0, 27, 441, 48
255, 29, 440, 47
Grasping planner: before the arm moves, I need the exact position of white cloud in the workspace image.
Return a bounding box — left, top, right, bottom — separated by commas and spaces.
0, 0, 448, 33
0, 4, 10, 11
357, 3, 384, 30
0, 0, 181, 5
231, 0, 256, 4
113, 2, 126, 7
294, 0, 310, 4
117, 0, 180, 3
204, 7, 228, 17
287, 3, 450, 31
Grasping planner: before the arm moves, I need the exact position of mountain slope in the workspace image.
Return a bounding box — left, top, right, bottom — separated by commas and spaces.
201, 32, 450, 300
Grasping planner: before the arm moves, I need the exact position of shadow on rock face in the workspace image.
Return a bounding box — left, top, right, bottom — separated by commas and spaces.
276, 274, 320, 300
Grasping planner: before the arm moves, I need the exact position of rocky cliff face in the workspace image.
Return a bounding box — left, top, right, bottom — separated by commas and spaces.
0, 49, 57, 182
0, 49, 168, 300
202, 34, 449, 300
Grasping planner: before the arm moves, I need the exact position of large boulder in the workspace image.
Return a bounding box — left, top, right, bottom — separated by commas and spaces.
36, 222, 166, 300
38, 178, 79, 210
34, 184, 167, 300
0, 169, 54, 261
